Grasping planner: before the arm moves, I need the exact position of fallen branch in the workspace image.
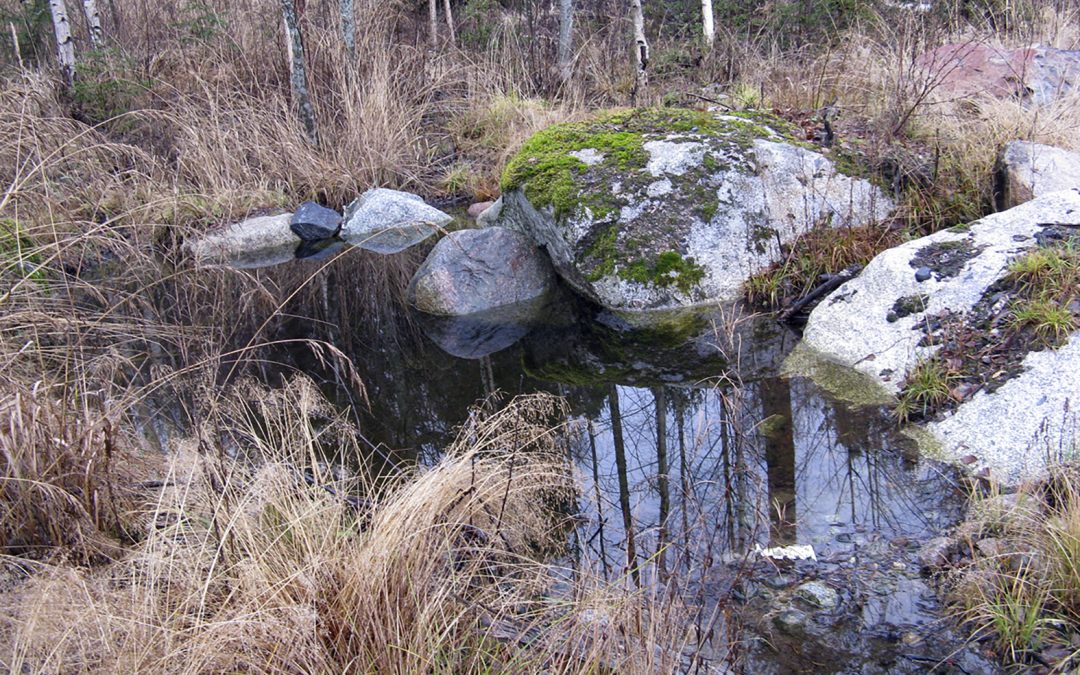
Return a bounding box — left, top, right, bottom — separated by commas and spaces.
779, 264, 862, 324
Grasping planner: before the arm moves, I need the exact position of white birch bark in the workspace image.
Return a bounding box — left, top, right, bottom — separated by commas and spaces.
280, 0, 319, 147
81, 0, 104, 48
428, 0, 438, 47
442, 0, 455, 45
630, 0, 648, 104
557, 0, 574, 84
48, 0, 76, 86
339, 0, 355, 59
701, 0, 714, 49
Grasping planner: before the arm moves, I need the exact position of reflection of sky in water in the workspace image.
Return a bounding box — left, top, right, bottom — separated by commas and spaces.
250, 307, 961, 584
571, 378, 956, 579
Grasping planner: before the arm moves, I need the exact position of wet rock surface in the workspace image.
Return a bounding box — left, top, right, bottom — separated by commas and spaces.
341, 187, 452, 254
291, 201, 342, 240
183, 212, 299, 269
801, 189, 1080, 485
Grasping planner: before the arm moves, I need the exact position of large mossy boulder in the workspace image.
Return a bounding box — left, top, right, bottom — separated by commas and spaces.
492, 108, 894, 315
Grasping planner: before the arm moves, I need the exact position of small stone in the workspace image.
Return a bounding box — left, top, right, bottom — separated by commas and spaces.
764, 575, 792, 589
467, 201, 495, 219
915, 266, 932, 282
341, 188, 451, 254
773, 608, 808, 635
916, 536, 958, 569
291, 202, 342, 240
795, 581, 839, 610
976, 537, 1007, 558
886, 310, 899, 323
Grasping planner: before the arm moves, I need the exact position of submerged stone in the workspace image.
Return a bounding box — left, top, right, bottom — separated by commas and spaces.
415, 296, 551, 359
341, 188, 452, 254
493, 107, 893, 319
184, 212, 299, 269
795, 581, 839, 610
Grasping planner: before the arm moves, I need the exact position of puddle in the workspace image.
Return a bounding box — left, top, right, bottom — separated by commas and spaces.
246, 288, 992, 672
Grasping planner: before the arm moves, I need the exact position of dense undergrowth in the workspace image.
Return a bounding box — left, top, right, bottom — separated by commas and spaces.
1, 0, 1079, 671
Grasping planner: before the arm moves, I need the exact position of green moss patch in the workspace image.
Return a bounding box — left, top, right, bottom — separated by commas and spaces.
501, 107, 794, 220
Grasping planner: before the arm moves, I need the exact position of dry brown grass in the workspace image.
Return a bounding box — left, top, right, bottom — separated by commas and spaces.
0, 387, 693, 674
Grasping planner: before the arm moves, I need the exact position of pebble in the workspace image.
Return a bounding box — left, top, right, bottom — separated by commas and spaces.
915, 267, 932, 282
773, 608, 808, 635
796, 581, 840, 610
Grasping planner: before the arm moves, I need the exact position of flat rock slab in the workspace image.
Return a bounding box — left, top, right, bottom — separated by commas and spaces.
918, 44, 1080, 106
802, 189, 1080, 485
998, 141, 1080, 209
291, 202, 341, 240
928, 333, 1080, 485
408, 226, 555, 316
341, 188, 452, 254
184, 213, 299, 269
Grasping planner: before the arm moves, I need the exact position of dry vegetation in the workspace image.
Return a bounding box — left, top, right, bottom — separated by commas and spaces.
1, 0, 1079, 671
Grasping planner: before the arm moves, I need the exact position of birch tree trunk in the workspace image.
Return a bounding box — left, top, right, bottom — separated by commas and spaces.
81, 0, 104, 48
442, 0, 455, 45
428, 0, 438, 47
280, 0, 319, 147
701, 0, 714, 49
339, 0, 355, 60
629, 0, 648, 104
557, 0, 574, 85
48, 0, 76, 87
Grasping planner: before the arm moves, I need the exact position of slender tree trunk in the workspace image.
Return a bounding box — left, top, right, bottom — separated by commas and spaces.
629, 0, 648, 104
280, 0, 319, 147
557, 0, 574, 85
81, 0, 104, 48
428, 0, 438, 47
442, 0, 455, 45
339, 0, 355, 60
48, 0, 76, 87
701, 0, 714, 49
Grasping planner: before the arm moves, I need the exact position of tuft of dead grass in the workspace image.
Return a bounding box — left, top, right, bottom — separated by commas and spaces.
950, 465, 1080, 669
1, 386, 694, 673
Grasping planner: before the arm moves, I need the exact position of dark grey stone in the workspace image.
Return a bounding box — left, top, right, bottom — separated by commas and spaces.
914, 267, 932, 282
291, 202, 342, 240
295, 238, 347, 262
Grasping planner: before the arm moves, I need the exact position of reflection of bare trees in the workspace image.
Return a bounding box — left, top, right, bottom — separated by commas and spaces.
759, 377, 797, 545
654, 386, 670, 579
607, 384, 639, 584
